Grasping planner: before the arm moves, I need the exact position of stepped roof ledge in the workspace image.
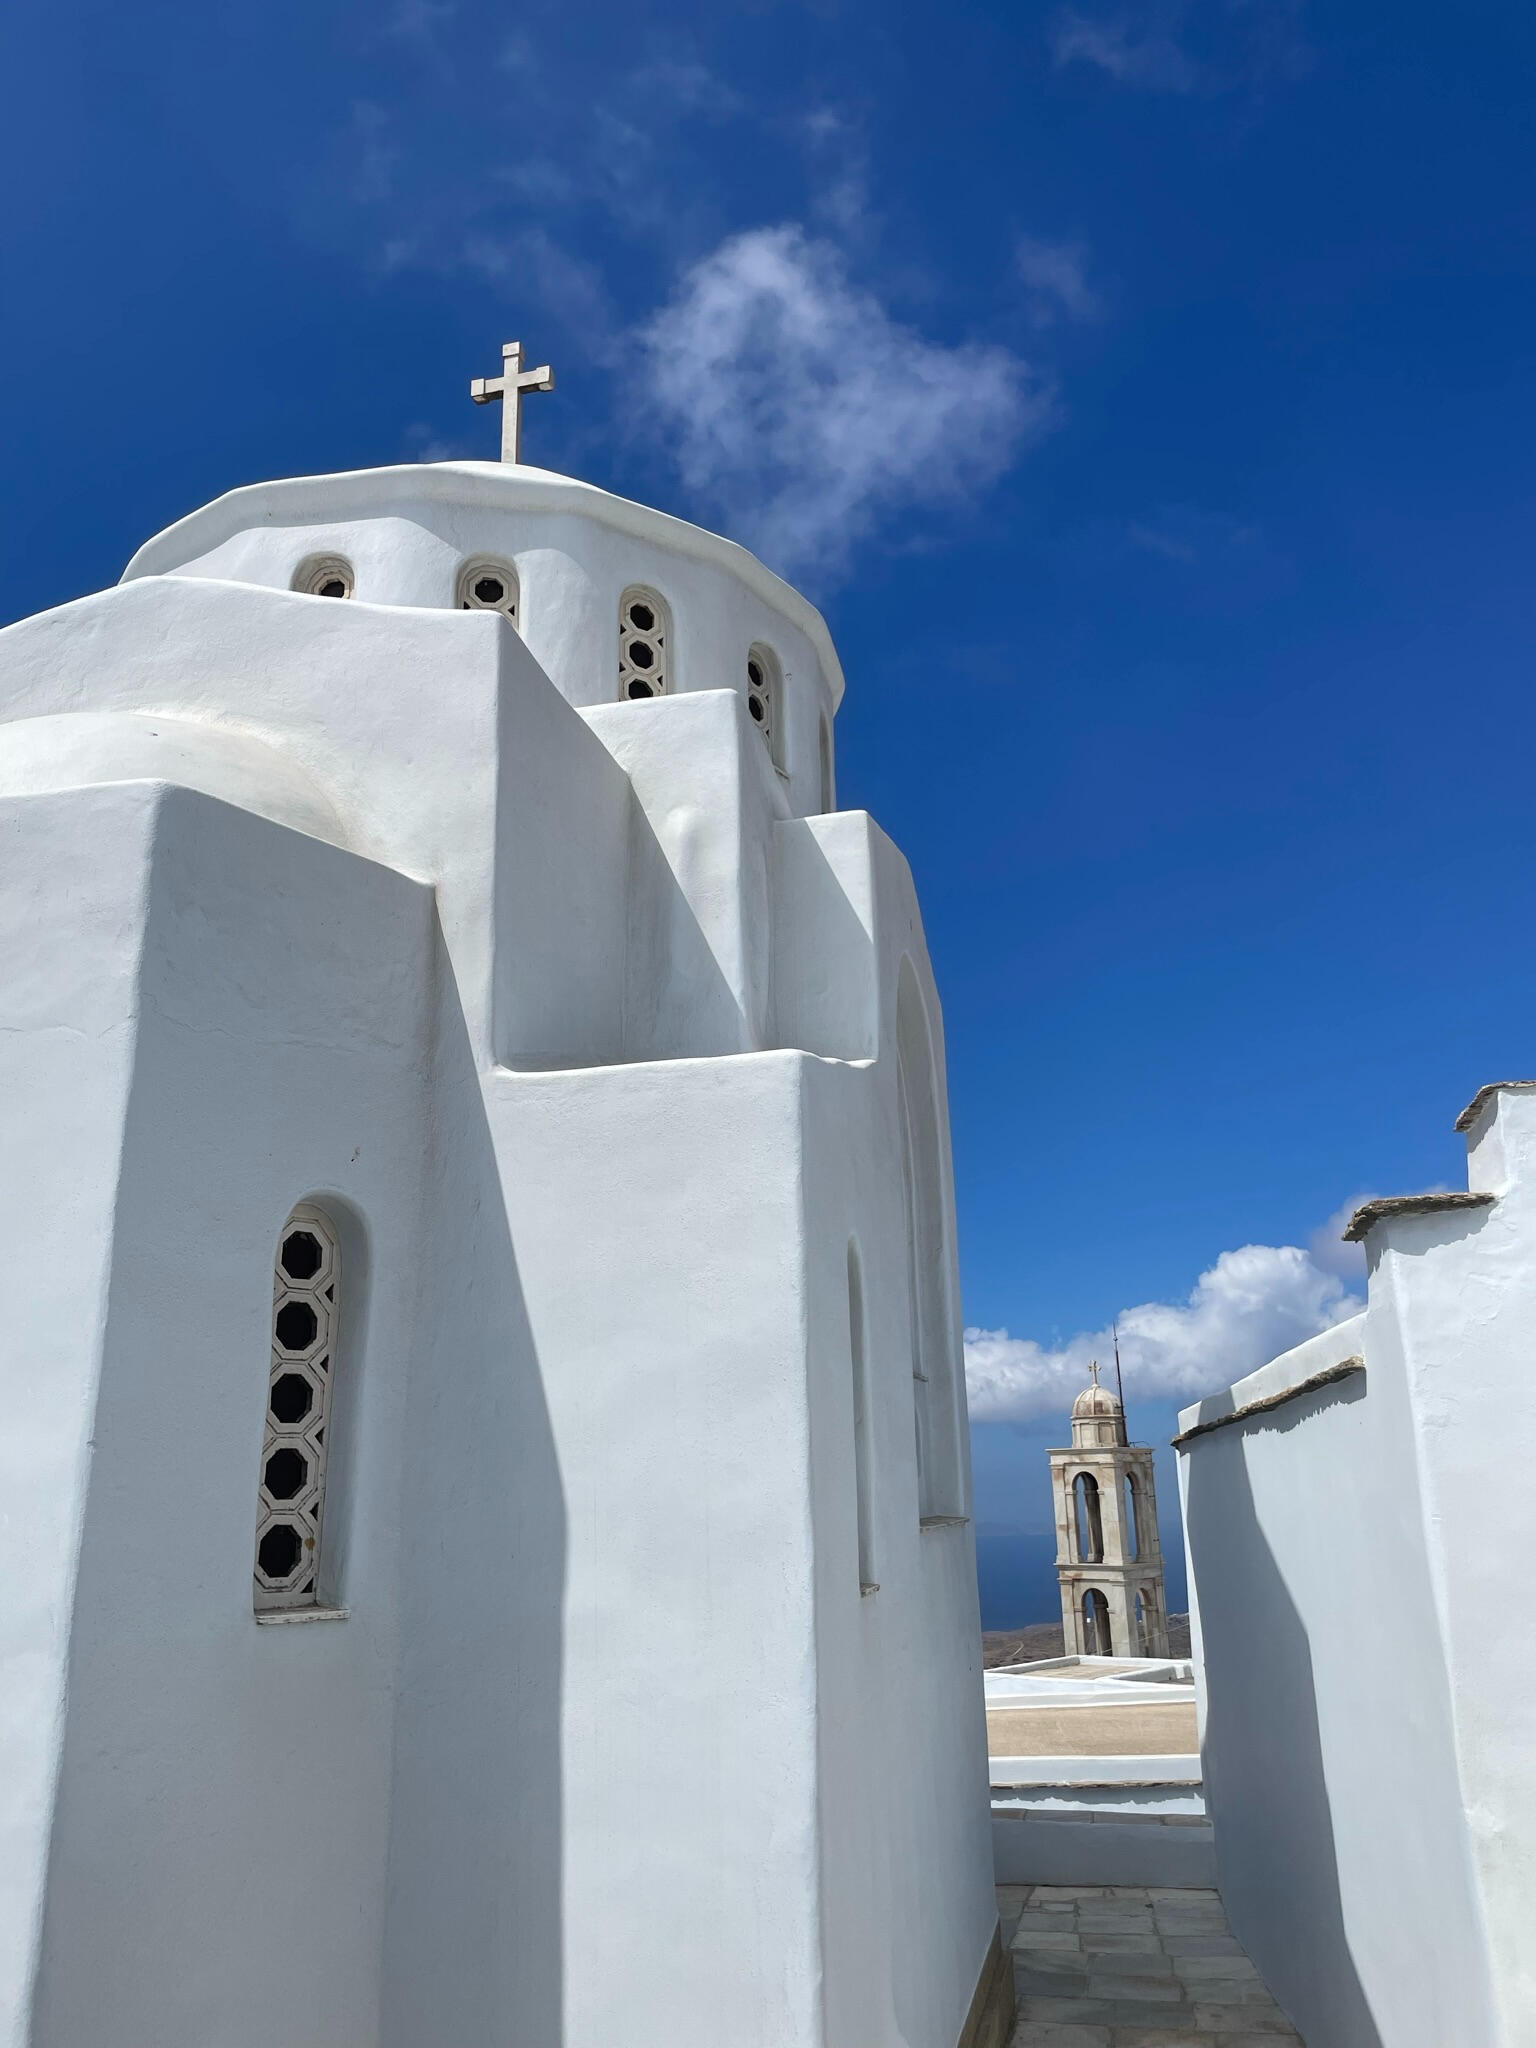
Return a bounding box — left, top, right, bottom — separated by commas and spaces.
1341, 1191, 1495, 1243
118, 459, 845, 707
1454, 1079, 1536, 1133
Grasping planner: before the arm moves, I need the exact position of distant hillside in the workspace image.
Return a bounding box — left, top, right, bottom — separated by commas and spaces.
982, 1613, 1193, 1667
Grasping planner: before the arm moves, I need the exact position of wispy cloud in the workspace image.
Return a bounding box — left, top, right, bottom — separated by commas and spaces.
1125, 505, 1273, 573
460, 226, 614, 338
402, 420, 476, 463
1051, 6, 1199, 90
1050, 0, 1310, 94
964, 1235, 1363, 1423
386, 0, 455, 39
799, 106, 872, 240
384, 0, 458, 79
1016, 235, 1101, 325
341, 101, 398, 206
632, 60, 743, 118
1128, 522, 1199, 563
639, 224, 1051, 583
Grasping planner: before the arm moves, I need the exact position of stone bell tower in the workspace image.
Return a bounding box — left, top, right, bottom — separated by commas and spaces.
1050, 1365, 1169, 1658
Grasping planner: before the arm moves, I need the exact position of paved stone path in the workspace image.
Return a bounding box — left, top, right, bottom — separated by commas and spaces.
1000, 1883, 1304, 2046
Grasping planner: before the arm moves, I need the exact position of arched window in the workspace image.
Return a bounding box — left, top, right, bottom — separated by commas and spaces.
1082, 1588, 1112, 1657
848, 1242, 876, 1593
254, 1204, 340, 1613
897, 959, 964, 1522
293, 555, 354, 600
746, 644, 783, 767
1074, 1472, 1104, 1563
619, 587, 669, 700
456, 557, 519, 621
819, 711, 835, 814
1135, 1589, 1151, 1656
1123, 1472, 1141, 1561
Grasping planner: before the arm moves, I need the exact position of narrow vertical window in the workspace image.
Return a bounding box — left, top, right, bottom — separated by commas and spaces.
898, 960, 964, 1522
746, 644, 783, 767
848, 1242, 876, 1593
254, 1204, 340, 1613
899, 1074, 934, 1516
619, 587, 669, 700
819, 711, 835, 814
1123, 1472, 1141, 1560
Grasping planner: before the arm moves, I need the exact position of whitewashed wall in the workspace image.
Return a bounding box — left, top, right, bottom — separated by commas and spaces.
3, 784, 434, 2048
1177, 1081, 1536, 2048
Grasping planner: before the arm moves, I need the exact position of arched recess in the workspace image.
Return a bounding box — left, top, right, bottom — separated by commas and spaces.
896, 956, 964, 1521
847, 1240, 876, 1592
1082, 1587, 1113, 1657
1135, 1589, 1151, 1656
1074, 1471, 1104, 1563
1123, 1472, 1141, 1560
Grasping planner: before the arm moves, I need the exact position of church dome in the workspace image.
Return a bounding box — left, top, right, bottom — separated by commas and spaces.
1070, 1369, 1127, 1447
1072, 1381, 1122, 1421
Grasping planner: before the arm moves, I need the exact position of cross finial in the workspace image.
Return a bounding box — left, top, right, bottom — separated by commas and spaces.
1089, 1359, 1101, 1387
470, 340, 555, 464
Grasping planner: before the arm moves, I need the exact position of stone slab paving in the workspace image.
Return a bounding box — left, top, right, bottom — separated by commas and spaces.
998, 1883, 1305, 2047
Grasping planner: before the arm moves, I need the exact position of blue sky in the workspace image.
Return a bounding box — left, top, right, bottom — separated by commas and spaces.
6, 0, 1536, 1625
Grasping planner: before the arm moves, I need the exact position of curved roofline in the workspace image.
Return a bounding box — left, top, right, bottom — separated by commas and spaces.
120, 461, 845, 707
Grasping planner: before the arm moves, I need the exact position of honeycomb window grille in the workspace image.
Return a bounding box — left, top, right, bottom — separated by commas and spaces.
254, 1204, 341, 1613
456, 557, 519, 621
746, 644, 783, 766
293, 555, 355, 600
618, 587, 669, 701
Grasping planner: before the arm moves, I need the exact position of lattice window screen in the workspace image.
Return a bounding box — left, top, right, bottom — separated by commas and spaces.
457, 557, 519, 620
254, 1204, 340, 1612
618, 588, 668, 699
746, 645, 781, 763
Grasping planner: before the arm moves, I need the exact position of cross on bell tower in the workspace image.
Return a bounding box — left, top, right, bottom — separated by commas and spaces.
470, 340, 555, 464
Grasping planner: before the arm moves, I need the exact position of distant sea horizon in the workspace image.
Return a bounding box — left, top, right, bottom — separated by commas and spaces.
974, 1525, 1064, 1633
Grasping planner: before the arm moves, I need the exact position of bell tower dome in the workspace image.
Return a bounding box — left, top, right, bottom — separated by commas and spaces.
1050, 1364, 1170, 1657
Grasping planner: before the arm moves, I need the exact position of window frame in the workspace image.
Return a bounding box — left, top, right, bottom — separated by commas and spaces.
618, 585, 671, 701
456, 556, 520, 621
254, 1203, 342, 1615
292, 554, 355, 600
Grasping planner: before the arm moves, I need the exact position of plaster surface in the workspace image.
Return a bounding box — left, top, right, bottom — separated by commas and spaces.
1177, 1091, 1536, 2045
0, 463, 993, 2048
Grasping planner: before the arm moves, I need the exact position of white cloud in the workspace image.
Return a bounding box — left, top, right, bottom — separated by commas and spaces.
1050, 7, 1199, 90
799, 106, 872, 240
631, 60, 742, 117
965, 1240, 1363, 1423
461, 228, 614, 339
639, 225, 1051, 582
1049, 0, 1311, 93
1016, 236, 1101, 326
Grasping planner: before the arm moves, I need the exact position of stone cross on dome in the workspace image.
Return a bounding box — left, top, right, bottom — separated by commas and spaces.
1088, 1359, 1101, 1386
470, 340, 555, 464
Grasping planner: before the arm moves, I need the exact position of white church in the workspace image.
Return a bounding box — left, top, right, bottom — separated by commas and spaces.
0, 351, 1013, 2048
